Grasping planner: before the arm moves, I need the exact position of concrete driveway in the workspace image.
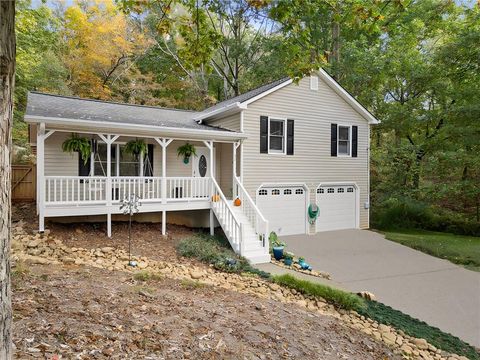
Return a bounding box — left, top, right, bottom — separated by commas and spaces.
276, 229, 480, 347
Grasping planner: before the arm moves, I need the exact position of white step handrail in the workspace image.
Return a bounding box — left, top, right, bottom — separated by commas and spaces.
233, 176, 269, 252
210, 177, 244, 254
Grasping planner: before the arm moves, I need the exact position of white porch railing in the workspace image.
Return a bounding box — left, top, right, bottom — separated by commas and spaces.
211, 177, 243, 253
166, 177, 211, 201
112, 177, 162, 202
45, 176, 107, 205
44, 176, 211, 205
233, 176, 269, 251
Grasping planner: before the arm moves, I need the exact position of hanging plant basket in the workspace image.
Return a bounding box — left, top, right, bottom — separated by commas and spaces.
177, 142, 197, 164
62, 133, 92, 165
124, 138, 148, 158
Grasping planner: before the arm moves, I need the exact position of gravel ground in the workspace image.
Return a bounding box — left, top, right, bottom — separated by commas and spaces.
12, 264, 400, 360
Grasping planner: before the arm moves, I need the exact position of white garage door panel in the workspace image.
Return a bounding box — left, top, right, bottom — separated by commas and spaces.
257, 187, 306, 236
316, 186, 356, 232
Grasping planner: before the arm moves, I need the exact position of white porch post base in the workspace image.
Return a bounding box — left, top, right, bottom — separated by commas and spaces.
209, 209, 214, 236
162, 211, 166, 236
39, 213, 45, 233
107, 213, 112, 238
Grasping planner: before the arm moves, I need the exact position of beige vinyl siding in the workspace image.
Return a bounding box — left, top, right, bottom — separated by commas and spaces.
44, 135, 222, 179
208, 113, 241, 132
242, 76, 371, 229
217, 142, 233, 197
45, 132, 80, 176
206, 114, 241, 196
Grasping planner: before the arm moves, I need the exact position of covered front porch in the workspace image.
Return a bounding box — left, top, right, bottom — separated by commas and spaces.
37, 126, 244, 238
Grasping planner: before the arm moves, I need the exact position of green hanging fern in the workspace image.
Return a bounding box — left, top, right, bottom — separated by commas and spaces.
177, 142, 197, 158
62, 133, 92, 165
124, 138, 148, 157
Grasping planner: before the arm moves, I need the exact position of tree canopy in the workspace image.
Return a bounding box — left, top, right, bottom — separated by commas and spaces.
14, 0, 480, 225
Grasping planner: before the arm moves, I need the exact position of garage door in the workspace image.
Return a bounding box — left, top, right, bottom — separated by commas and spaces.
316, 185, 357, 232
256, 186, 307, 236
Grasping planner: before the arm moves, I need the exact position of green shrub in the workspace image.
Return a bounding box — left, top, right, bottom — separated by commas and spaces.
372, 197, 480, 236
272, 274, 365, 310
176, 233, 271, 279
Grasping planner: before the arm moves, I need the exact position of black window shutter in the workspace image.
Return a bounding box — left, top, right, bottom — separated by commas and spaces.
144, 144, 154, 176
260, 116, 268, 153
78, 154, 91, 177
352, 126, 358, 157
331, 123, 337, 157
287, 119, 294, 155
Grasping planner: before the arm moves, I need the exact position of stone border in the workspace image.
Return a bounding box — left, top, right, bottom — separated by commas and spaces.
270, 258, 331, 280
10, 222, 470, 360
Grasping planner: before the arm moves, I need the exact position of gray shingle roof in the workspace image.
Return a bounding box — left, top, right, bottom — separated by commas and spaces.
26, 77, 292, 129
197, 77, 290, 116
25, 92, 232, 132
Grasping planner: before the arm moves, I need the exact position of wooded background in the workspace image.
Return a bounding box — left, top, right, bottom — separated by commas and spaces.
13, 0, 480, 233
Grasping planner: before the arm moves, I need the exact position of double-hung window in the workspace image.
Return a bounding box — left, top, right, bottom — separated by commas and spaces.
338, 125, 351, 156
268, 118, 286, 154
92, 143, 140, 176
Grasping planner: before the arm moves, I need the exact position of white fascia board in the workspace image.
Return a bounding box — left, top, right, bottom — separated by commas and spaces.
198, 79, 292, 123
24, 115, 247, 141
318, 69, 380, 125
242, 79, 293, 105
194, 102, 247, 123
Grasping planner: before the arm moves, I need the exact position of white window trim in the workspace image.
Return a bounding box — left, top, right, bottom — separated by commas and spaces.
92, 140, 144, 177
337, 124, 352, 157
267, 116, 287, 155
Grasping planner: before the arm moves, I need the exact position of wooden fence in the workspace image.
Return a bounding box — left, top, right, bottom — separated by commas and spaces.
12, 164, 36, 202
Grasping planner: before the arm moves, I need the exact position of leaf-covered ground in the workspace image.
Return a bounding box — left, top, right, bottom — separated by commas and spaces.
12, 264, 400, 359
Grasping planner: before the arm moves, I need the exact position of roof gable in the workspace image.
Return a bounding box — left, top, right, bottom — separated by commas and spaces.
197, 69, 379, 125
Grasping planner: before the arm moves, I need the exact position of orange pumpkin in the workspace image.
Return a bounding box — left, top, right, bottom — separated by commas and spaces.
211, 194, 220, 202
234, 198, 242, 206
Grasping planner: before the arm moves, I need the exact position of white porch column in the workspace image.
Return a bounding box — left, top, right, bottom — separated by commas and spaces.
240, 111, 244, 183
37, 124, 54, 232
232, 141, 240, 199
203, 140, 215, 236
98, 134, 119, 237
155, 137, 173, 235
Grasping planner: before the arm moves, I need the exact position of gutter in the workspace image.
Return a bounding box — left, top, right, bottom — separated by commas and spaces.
24, 115, 248, 141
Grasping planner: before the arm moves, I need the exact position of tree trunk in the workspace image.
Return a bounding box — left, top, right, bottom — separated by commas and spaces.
0, 1, 15, 358
331, 18, 340, 79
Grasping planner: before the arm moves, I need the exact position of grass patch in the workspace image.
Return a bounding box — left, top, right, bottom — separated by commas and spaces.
384, 229, 480, 271
12, 261, 30, 279
180, 279, 205, 289
272, 274, 365, 310
133, 271, 162, 282
176, 233, 270, 279
359, 300, 480, 359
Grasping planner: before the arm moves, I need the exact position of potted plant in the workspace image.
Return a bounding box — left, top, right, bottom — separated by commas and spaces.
177, 142, 197, 164
283, 252, 294, 266
62, 133, 92, 164
269, 231, 285, 260
124, 138, 148, 159
298, 256, 306, 265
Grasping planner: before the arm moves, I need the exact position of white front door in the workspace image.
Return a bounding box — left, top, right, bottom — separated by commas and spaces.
316, 185, 357, 232
192, 147, 213, 178
256, 186, 307, 236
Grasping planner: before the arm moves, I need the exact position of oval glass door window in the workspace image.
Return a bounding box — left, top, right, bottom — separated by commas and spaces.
198, 155, 207, 177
